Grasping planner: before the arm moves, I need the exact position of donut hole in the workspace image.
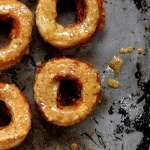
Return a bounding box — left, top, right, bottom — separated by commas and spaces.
57, 78, 82, 106
0, 15, 20, 48
0, 101, 11, 127
56, 0, 86, 26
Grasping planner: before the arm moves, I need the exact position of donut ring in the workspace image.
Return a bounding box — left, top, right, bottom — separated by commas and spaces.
0, 83, 32, 150
0, 0, 32, 70
36, 0, 105, 49
34, 58, 102, 126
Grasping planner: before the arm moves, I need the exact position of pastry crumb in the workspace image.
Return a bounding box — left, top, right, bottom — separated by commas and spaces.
108, 78, 120, 89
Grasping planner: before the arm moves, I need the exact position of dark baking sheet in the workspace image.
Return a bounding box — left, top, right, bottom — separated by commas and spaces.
0, 0, 150, 149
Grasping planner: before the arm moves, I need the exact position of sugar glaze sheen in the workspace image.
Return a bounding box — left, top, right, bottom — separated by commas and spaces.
2, 0, 147, 149
33, 58, 102, 126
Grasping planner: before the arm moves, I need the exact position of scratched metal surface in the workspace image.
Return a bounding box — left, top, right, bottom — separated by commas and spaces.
0, 0, 149, 150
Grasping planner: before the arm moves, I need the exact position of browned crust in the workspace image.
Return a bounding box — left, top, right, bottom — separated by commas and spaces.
35, 102, 49, 122
37, 0, 105, 50
0, 83, 32, 120
95, 0, 106, 33
0, 14, 21, 40
0, 1, 32, 71
77, 0, 106, 47
95, 73, 102, 106
58, 0, 106, 50
0, 50, 27, 71
34, 57, 102, 126
20, 91, 33, 119
55, 76, 83, 109
37, 57, 95, 75
0, 83, 32, 149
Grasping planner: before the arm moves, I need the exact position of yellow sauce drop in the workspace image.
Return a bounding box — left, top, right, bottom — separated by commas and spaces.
107, 78, 120, 89
109, 56, 123, 74
137, 48, 143, 54
119, 47, 133, 54
55, 146, 60, 150
36, 61, 42, 67
130, 33, 134, 37
70, 143, 78, 150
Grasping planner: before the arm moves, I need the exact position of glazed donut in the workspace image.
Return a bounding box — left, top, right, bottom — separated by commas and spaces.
36, 0, 105, 49
33, 58, 102, 126
0, 0, 32, 70
0, 83, 32, 150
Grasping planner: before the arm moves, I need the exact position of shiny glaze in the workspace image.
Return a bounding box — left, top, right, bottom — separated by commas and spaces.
119, 46, 133, 54
0, 83, 31, 150
36, 0, 105, 49
0, 1, 32, 70
34, 58, 102, 126
137, 48, 143, 54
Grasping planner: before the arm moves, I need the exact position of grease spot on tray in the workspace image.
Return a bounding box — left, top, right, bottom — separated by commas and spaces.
111, 62, 150, 150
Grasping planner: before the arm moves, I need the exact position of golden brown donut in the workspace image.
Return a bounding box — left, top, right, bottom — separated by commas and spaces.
0, 83, 32, 150
94, 0, 105, 33
33, 58, 102, 126
36, 0, 105, 49
0, 0, 32, 71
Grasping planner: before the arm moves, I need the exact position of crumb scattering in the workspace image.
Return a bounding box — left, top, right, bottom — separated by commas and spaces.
109, 56, 123, 74
119, 46, 133, 54
36, 61, 42, 67
70, 143, 78, 150
137, 48, 143, 54
55, 146, 60, 150
108, 78, 120, 89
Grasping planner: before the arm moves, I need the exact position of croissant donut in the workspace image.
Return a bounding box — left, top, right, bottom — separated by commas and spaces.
0, 83, 32, 150
0, 0, 32, 70
36, 0, 105, 50
34, 58, 102, 126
